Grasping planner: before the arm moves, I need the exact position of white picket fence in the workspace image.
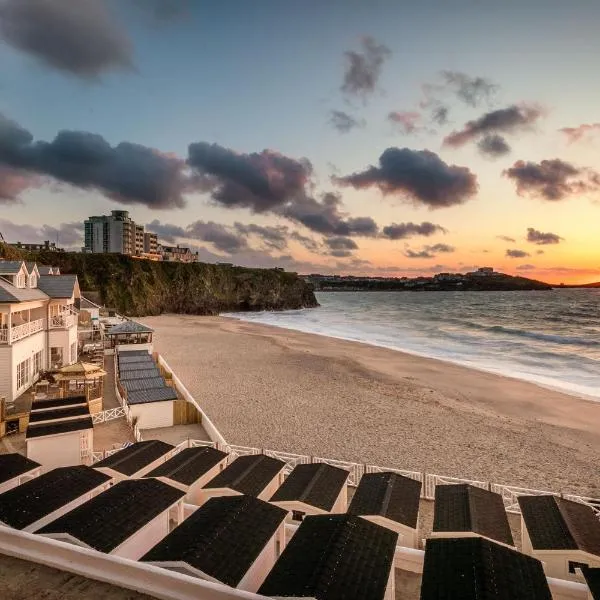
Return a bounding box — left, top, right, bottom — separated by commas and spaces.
91, 407, 126, 424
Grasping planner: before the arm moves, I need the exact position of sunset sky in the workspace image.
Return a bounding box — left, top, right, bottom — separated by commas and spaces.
1, 0, 599, 284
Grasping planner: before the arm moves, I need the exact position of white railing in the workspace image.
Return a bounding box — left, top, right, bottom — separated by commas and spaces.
91, 407, 126, 424
224, 444, 260, 463
366, 464, 424, 483
91, 451, 104, 463
189, 439, 217, 449
0, 318, 45, 343
563, 494, 600, 519
313, 456, 363, 486
490, 483, 555, 514
50, 313, 75, 329
424, 474, 488, 501
263, 449, 311, 475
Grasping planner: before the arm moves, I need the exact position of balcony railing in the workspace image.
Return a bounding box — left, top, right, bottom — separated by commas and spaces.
50, 313, 76, 329
0, 318, 45, 344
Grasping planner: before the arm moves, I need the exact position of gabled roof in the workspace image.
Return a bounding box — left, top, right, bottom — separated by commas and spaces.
204, 454, 285, 497
127, 386, 178, 405
145, 447, 228, 486
433, 484, 514, 546
121, 376, 168, 393
28, 405, 90, 423
0, 466, 110, 530
37, 274, 79, 299
258, 514, 398, 600
80, 296, 101, 310
518, 495, 600, 556
24, 262, 40, 277
420, 537, 552, 600
119, 354, 154, 365
106, 320, 154, 335
31, 395, 87, 410
93, 440, 174, 476
37, 265, 55, 276
583, 567, 600, 600
118, 356, 155, 370
142, 495, 287, 587
0, 453, 40, 485
0, 277, 48, 303
25, 416, 93, 439
270, 463, 349, 511
118, 367, 162, 381
37, 479, 185, 553
348, 471, 422, 528
0, 260, 25, 275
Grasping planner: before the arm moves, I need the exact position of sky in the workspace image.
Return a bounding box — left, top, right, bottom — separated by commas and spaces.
0, 0, 599, 284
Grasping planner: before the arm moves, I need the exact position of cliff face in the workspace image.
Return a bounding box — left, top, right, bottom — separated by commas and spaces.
4, 246, 318, 316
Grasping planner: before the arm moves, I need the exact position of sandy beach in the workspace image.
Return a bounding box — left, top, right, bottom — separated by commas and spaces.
142, 314, 600, 497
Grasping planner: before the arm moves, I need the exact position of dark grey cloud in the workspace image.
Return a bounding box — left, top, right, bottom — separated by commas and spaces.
290, 231, 320, 252
440, 71, 498, 107
477, 134, 511, 157
187, 221, 249, 254
560, 123, 600, 143
324, 236, 358, 251
329, 110, 365, 133
526, 227, 563, 245
497, 235, 516, 243
404, 243, 455, 259
444, 104, 543, 149
0, 218, 83, 248
504, 158, 600, 201
0, 0, 133, 79
234, 223, 289, 251
187, 142, 311, 212
335, 147, 478, 208
145, 220, 185, 243
432, 106, 449, 125
341, 36, 391, 99
381, 222, 446, 240
506, 249, 530, 258
0, 113, 190, 208
387, 111, 422, 134
516, 264, 536, 271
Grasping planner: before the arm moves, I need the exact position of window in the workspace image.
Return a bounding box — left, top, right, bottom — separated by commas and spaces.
568, 560, 588, 575
16, 274, 25, 288
29, 274, 37, 288
16, 358, 31, 390
292, 510, 306, 522
50, 347, 63, 369
33, 350, 44, 375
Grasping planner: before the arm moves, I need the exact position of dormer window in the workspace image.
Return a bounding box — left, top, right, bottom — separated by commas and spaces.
29, 274, 37, 288
16, 274, 26, 288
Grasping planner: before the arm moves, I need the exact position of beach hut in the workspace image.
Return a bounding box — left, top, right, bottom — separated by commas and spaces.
201, 454, 285, 505
0, 453, 41, 494
431, 484, 514, 547
258, 514, 398, 600
518, 495, 600, 582
347, 471, 422, 548
37, 479, 185, 560
142, 495, 288, 593
269, 462, 349, 521
0, 466, 110, 532
93, 440, 174, 482
144, 446, 228, 505
583, 567, 600, 600
420, 537, 552, 600
105, 320, 154, 351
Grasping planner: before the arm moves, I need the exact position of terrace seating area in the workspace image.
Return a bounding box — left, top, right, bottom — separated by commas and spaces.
0, 442, 598, 599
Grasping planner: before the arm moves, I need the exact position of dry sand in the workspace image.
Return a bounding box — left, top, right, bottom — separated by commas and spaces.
141, 314, 600, 497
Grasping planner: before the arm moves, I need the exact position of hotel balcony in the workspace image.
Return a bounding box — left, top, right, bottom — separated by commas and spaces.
49, 313, 76, 329
0, 318, 45, 344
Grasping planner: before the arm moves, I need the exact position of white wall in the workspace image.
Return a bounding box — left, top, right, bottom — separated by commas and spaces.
0, 346, 11, 402
9, 330, 45, 401
257, 472, 284, 502
27, 430, 87, 472
363, 516, 419, 549
113, 509, 173, 560
49, 327, 76, 367
237, 524, 285, 593
129, 401, 173, 429
186, 460, 228, 506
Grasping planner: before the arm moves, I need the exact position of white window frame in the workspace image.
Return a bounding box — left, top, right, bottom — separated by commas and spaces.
16, 358, 31, 390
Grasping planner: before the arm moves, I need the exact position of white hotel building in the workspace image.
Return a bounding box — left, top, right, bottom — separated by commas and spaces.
0, 260, 80, 404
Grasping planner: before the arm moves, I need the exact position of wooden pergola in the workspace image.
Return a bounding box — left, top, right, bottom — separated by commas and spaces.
105, 320, 154, 349
54, 361, 107, 408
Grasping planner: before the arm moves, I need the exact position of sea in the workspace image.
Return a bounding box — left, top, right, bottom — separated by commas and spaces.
228, 289, 600, 402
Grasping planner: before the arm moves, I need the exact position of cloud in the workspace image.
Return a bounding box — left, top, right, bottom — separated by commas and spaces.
290, 231, 320, 252
516, 264, 536, 271
536, 249, 545, 255
324, 236, 358, 251
381, 222, 446, 240
526, 227, 562, 245
0, 166, 35, 203
444, 104, 543, 149
0, 218, 83, 248
431, 106, 449, 125
504, 158, 600, 201
477, 134, 511, 157
341, 36, 391, 99
334, 147, 478, 208
0, 113, 190, 208
186, 221, 249, 254
329, 110, 365, 133
560, 123, 600, 143
234, 223, 288, 251
440, 71, 498, 107
0, 0, 133, 79
387, 111, 422, 134
131, 0, 190, 22
506, 249, 530, 258
497, 235, 516, 242
404, 243, 455, 259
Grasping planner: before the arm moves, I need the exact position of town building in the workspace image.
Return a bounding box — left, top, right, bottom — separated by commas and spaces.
84, 210, 137, 255
10, 240, 63, 253
143, 232, 158, 254
159, 244, 198, 263
0, 260, 80, 404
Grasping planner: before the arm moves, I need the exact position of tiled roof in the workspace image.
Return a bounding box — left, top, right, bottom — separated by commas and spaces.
118, 367, 162, 381
204, 454, 285, 497
37, 479, 185, 553
145, 446, 228, 486
28, 405, 90, 423
25, 417, 93, 439
126, 386, 178, 405
106, 320, 154, 335
258, 514, 398, 600
31, 396, 87, 410
121, 376, 168, 393
0, 466, 110, 530
118, 354, 153, 364
80, 296, 101, 309
420, 537, 552, 600
36, 265, 54, 276
93, 440, 174, 476
0, 278, 49, 303
117, 349, 151, 357
518, 495, 600, 555
270, 463, 349, 511
433, 484, 514, 546
0, 261, 25, 274
142, 495, 287, 587
347, 471, 422, 528
583, 567, 600, 600
0, 453, 40, 485
36, 275, 78, 299
118, 358, 156, 372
